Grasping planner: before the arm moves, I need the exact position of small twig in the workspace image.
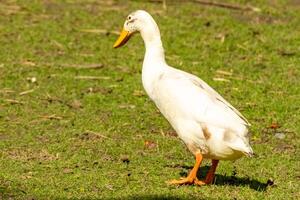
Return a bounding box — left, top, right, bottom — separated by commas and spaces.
193, 0, 261, 12
62, 63, 104, 69
216, 70, 233, 76
213, 77, 230, 82
75, 76, 111, 80
42, 62, 104, 69
0, 89, 15, 94
51, 40, 64, 49
160, 129, 165, 137
43, 95, 78, 109
40, 114, 63, 120
149, 0, 260, 12
80, 29, 120, 35
84, 130, 112, 139
237, 44, 249, 51
44, 94, 64, 104
19, 89, 35, 96
21, 60, 36, 67
213, 74, 263, 84
28, 114, 64, 124
105, 184, 114, 191
0, 4, 21, 15
163, 0, 167, 10
229, 76, 263, 84
277, 49, 297, 57
45, 95, 69, 107
4, 99, 24, 104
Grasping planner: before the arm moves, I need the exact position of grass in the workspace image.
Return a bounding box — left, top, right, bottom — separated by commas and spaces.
0, 0, 299, 199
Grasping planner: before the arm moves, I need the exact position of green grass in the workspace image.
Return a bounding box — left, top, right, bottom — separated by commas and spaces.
0, 0, 299, 199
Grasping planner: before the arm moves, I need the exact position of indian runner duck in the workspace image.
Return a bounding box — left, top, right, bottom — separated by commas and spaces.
113, 10, 253, 185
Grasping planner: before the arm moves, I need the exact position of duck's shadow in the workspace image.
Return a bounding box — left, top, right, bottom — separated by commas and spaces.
177, 165, 269, 191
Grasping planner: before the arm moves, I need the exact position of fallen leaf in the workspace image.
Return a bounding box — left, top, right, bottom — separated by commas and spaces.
269, 122, 280, 129
144, 140, 157, 149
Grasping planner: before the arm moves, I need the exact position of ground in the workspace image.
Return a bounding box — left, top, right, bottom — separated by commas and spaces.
0, 0, 299, 199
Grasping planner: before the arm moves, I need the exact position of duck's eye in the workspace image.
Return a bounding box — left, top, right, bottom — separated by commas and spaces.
128, 16, 132, 21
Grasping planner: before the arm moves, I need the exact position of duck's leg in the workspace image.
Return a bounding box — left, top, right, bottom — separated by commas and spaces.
205, 159, 219, 184
167, 153, 203, 185
195, 159, 219, 185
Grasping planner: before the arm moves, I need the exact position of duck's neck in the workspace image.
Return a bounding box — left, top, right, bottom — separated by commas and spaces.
144, 38, 165, 64
140, 22, 166, 66
140, 22, 167, 97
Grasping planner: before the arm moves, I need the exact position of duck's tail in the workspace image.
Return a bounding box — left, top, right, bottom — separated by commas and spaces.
226, 136, 254, 158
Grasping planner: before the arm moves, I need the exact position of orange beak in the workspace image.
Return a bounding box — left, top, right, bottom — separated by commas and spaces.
113, 29, 132, 48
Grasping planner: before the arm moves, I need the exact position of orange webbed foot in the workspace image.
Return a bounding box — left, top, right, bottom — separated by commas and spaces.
167, 153, 203, 186
167, 156, 219, 186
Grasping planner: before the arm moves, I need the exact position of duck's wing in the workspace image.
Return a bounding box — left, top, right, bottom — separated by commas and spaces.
154, 67, 252, 155
161, 67, 250, 129
185, 72, 250, 126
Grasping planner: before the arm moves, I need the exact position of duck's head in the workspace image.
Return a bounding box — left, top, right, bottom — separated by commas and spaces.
113, 10, 159, 48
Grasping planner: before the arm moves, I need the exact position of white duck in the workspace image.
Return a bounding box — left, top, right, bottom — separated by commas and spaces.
113, 10, 253, 185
